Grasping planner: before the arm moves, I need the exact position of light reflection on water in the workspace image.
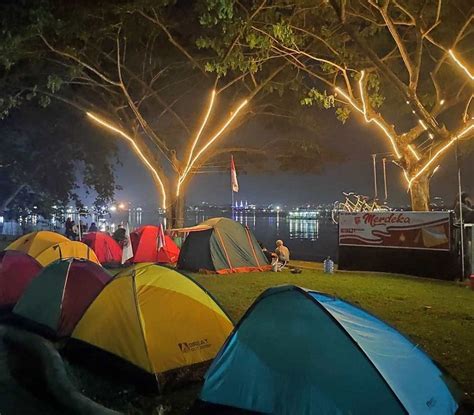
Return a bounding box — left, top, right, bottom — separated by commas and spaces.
2, 210, 338, 262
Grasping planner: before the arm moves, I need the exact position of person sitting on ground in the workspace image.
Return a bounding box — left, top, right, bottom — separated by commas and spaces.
274, 240, 290, 271
88, 222, 98, 232
258, 241, 273, 264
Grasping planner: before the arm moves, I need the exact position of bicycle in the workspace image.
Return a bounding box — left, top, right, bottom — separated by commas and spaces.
332, 192, 391, 224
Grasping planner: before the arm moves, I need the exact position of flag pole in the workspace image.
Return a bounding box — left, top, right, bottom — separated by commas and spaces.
371, 154, 378, 199
231, 188, 234, 219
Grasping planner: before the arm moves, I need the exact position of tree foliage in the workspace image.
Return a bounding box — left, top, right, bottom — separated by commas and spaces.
0, 102, 118, 218
1, 0, 342, 225
202, 0, 474, 210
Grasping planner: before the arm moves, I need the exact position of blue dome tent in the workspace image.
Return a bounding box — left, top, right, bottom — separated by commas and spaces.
197, 285, 458, 415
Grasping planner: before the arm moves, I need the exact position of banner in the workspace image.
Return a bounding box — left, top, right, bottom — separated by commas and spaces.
339, 211, 451, 251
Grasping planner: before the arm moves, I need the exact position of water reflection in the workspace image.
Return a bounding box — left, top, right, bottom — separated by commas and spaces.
2, 210, 337, 262
289, 218, 320, 241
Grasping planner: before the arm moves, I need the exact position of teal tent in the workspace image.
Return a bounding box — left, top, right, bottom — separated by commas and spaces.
197, 285, 458, 415
177, 218, 270, 274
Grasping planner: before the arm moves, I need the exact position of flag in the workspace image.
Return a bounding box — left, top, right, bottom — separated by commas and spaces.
231, 155, 239, 192
121, 223, 133, 264
158, 224, 166, 251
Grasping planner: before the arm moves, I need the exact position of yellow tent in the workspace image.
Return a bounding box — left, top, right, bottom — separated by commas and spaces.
7, 231, 69, 258
72, 264, 233, 375
34, 241, 100, 267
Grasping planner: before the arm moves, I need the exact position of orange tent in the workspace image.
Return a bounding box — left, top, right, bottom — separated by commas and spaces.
130, 225, 180, 263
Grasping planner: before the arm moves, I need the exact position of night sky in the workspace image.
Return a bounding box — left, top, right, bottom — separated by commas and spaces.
105, 110, 474, 209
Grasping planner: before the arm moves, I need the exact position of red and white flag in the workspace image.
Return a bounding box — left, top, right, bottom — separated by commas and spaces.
121, 223, 134, 264
231, 155, 239, 193
158, 224, 166, 251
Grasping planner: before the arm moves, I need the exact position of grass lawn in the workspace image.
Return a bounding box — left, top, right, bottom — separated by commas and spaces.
1, 231, 473, 410
191, 263, 474, 404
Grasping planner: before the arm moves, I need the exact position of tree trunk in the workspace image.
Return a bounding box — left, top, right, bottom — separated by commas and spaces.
166, 194, 185, 229
409, 174, 430, 211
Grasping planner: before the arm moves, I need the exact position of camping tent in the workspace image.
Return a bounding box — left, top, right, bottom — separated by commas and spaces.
198, 285, 458, 415
13, 259, 112, 338
82, 232, 122, 265
6, 231, 99, 267
72, 264, 233, 377
34, 241, 100, 266
177, 218, 270, 274
0, 250, 42, 309
6, 231, 69, 257
130, 225, 180, 263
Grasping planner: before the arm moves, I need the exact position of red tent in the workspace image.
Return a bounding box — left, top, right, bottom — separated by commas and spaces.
82, 232, 122, 265
0, 250, 42, 309
130, 225, 180, 263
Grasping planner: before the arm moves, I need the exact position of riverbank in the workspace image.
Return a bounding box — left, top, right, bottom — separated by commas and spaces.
0, 264, 472, 414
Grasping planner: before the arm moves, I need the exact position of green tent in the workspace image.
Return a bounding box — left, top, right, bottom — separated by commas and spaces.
177, 218, 271, 274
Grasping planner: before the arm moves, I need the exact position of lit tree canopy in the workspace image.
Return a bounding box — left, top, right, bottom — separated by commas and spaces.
203, 0, 473, 210
0, 0, 341, 226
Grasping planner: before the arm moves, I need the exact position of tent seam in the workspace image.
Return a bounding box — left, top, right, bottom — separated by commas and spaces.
130, 272, 158, 384
244, 227, 262, 270
296, 287, 409, 414
214, 228, 234, 272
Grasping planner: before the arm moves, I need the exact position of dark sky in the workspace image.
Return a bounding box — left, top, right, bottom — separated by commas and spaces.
104, 113, 474, 209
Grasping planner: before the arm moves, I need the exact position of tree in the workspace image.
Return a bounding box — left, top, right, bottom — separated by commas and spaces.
0, 102, 118, 218
1, 0, 340, 227
207, 0, 473, 210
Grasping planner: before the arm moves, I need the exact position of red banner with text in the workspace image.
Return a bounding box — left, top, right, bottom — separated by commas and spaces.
339, 211, 451, 251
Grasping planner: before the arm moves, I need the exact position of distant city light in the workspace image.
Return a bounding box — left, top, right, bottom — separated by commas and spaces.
118, 202, 126, 209
109, 205, 117, 212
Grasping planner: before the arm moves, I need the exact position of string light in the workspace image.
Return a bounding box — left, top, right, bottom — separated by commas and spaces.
449, 50, 474, 80
403, 169, 410, 185
86, 112, 167, 209
336, 70, 402, 159
407, 144, 421, 160
176, 99, 248, 195
177, 90, 216, 196
429, 133, 434, 139
408, 123, 474, 188
418, 119, 428, 130
439, 99, 445, 105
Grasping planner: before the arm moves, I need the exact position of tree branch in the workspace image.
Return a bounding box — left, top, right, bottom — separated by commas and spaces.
138, 9, 208, 77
